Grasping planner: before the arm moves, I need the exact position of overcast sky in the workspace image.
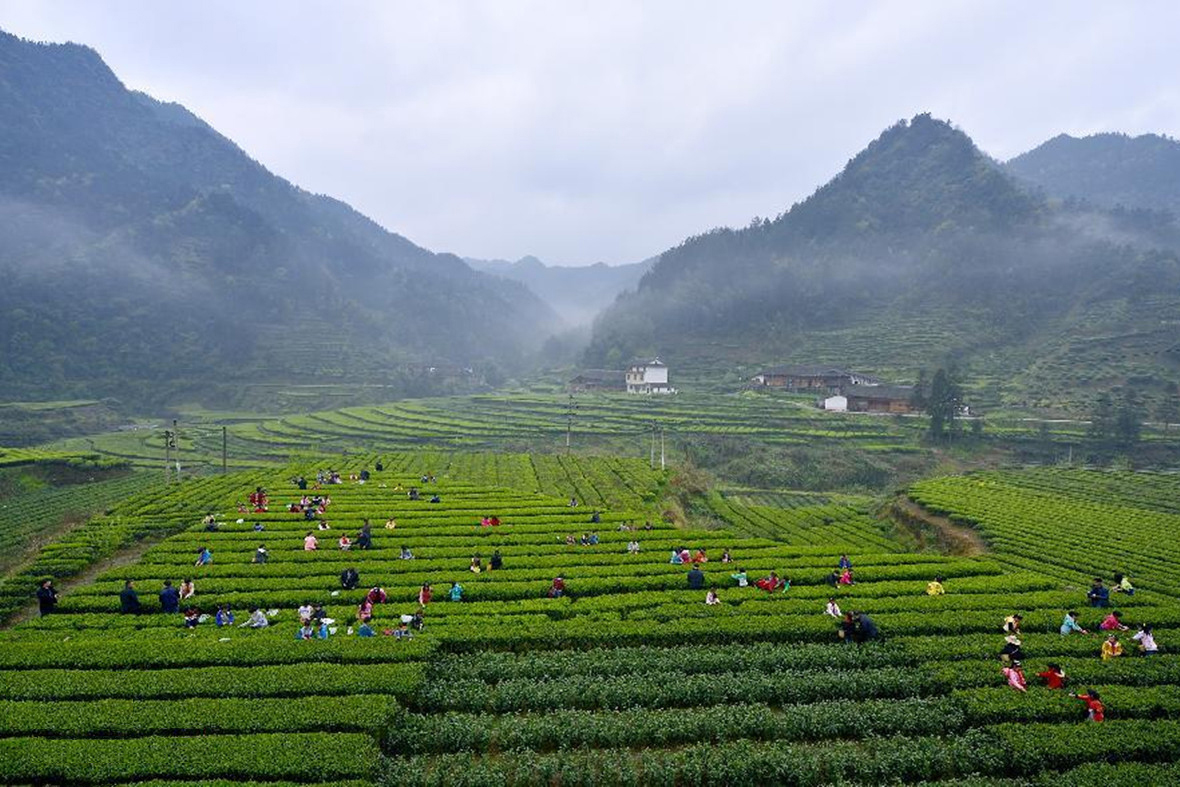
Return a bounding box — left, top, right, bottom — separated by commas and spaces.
3, 1, 1178, 265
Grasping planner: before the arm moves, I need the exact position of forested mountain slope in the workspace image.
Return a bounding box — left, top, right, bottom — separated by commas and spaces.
0, 30, 559, 409
587, 115, 1180, 411
1007, 132, 1180, 216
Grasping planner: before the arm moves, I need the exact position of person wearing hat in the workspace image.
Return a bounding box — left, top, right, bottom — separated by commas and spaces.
1000, 634, 1024, 666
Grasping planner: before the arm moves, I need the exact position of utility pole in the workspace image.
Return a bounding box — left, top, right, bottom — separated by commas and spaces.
660, 425, 666, 471
650, 421, 656, 469
222, 426, 228, 474
565, 394, 576, 454
163, 427, 172, 483
172, 419, 180, 479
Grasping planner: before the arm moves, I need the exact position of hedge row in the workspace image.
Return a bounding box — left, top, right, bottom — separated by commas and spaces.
427, 610, 1180, 652
957, 685, 1180, 725
0, 695, 398, 737
411, 665, 939, 713
387, 698, 964, 754
0, 662, 423, 702
381, 731, 1005, 787
997, 719, 1180, 772
0, 636, 436, 671
427, 641, 903, 683
383, 720, 1180, 786
0, 732, 378, 783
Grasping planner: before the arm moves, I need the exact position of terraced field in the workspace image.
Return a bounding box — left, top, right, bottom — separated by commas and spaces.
38, 391, 1180, 476
909, 468, 1180, 593
42, 392, 930, 470
0, 446, 115, 468
0, 459, 1178, 784
0, 469, 162, 572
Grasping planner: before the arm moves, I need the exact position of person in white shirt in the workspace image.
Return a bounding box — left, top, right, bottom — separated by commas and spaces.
241, 608, 269, 628
1133, 624, 1159, 654
705, 590, 720, 606
825, 598, 842, 618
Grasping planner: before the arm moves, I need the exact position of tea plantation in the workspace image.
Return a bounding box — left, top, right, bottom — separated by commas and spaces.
1, 456, 1179, 785
38, 391, 1082, 469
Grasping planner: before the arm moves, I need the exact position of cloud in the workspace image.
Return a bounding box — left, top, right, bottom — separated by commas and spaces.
2, 0, 1179, 264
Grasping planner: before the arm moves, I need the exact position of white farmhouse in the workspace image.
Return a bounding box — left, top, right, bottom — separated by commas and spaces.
823, 395, 848, 412
626, 358, 675, 394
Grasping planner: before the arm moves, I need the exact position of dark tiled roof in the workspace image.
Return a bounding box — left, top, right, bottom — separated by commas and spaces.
570, 370, 626, 383
758, 365, 851, 377
844, 384, 915, 401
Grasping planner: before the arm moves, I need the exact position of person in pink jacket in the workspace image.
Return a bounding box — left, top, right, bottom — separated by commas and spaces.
1002, 660, 1027, 692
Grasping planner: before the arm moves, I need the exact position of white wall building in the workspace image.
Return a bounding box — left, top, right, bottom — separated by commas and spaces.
823, 395, 848, 412
626, 358, 675, 394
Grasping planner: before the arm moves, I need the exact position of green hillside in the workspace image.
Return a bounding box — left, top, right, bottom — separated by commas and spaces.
587, 115, 1180, 413
0, 30, 559, 410
1007, 132, 1180, 216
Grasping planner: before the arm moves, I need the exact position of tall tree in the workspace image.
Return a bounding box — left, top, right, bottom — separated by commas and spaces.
1087, 393, 1116, 447
909, 369, 929, 413
1157, 388, 1180, 432
927, 367, 962, 440
1115, 391, 1142, 449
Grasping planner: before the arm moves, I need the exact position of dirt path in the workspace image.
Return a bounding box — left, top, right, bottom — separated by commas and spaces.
889, 495, 987, 557
0, 513, 92, 578
2, 535, 168, 630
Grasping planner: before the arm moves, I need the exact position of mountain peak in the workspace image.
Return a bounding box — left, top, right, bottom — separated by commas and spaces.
1007, 130, 1180, 214
0, 26, 560, 406
777, 113, 1037, 237
0, 29, 124, 93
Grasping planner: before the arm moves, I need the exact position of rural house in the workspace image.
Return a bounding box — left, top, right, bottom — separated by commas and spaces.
568, 369, 626, 393
751, 365, 878, 393
626, 358, 675, 394
844, 384, 916, 414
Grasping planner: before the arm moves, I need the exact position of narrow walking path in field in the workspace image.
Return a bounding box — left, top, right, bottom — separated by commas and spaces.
1, 535, 168, 629
890, 494, 987, 556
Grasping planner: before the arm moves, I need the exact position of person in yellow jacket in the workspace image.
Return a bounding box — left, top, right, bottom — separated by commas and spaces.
926, 576, 946, 596
1101, 634, 1124, 661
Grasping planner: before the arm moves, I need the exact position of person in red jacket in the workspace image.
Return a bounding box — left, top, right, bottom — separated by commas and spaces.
1071, 689, 1105, 722
1037, 663, 1066, 689
366, 587, 387, 605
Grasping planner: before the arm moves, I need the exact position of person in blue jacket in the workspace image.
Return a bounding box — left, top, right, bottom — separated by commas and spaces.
159, 580, 180, 613
1087, 578, 1110, 608
119, 580, 141, 614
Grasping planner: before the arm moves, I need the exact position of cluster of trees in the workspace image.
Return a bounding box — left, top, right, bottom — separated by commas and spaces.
1087, 392, 1143, 452
910, 368, 969, 441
